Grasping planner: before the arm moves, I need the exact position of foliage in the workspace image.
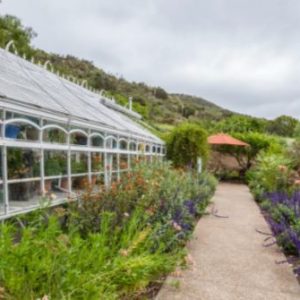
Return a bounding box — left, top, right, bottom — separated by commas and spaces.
214, 132, 284, 176
247, 152, 293, 199
267, 115, 299, 137
247, 144, 300, 276
166, 123, 209, 169
71, 160, 87, 174
293, 122, 300, 138
154, 87, 168, 100
287, 140, 300, 170
0, 161, 217, 299
213, 115, 267, 134
0, 14, 36, 57
44, 155, 63, 176
261, 192, 300, 260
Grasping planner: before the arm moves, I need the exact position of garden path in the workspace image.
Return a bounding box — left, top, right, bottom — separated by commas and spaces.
156, 183, 300, 300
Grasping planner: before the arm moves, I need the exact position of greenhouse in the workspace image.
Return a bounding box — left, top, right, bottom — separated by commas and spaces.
0, 46, 165, 219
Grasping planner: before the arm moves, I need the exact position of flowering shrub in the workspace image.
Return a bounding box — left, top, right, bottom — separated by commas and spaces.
248, 150, 300, 276
0, 161, 217, 299
247, 152, 293, 200
261, 192, 300, 275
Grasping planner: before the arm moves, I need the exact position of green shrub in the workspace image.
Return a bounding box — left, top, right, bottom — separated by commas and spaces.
247, 151, 292, 198
166, 123, 209, 169
215, 132, 284, 175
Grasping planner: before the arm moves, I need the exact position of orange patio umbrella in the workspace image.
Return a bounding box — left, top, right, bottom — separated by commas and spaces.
208, 133, 249, 147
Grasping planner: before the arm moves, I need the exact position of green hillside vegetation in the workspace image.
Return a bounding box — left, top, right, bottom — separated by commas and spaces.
0, 14, 299, 138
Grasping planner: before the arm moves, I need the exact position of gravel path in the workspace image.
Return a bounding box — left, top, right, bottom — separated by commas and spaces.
156, 183, 300, 300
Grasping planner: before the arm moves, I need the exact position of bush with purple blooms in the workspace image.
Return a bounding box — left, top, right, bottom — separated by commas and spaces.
248, 149, 300, 276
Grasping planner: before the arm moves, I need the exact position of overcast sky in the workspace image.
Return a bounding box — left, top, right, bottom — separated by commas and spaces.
1, 0, 300, 119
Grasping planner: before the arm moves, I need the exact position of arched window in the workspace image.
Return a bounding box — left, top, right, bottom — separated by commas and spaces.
145, 144, 150, 152
70, 130, 88, 146
129, 141, 137, 151
152, 145, 156, 153
91, 134, 104, 147
43, 126, 67, 144
119, 139, 128, 150
138, 143, 145, 152
105, 136, 117, 149
5, 120, 39, 141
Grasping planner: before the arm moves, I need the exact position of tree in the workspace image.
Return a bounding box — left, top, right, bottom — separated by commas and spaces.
216, 132, 284, 175
294, 122, 300, 139
214, 115, 267, 134
154, 87, 168, 100
267, 115, 298, 137
0, 15, 36, 57
167, 123, 209, 169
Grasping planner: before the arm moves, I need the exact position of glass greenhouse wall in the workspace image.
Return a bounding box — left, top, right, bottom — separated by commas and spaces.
0, 46, 165, 219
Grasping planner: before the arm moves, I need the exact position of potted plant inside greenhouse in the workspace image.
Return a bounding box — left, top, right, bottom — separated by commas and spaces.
92, 154, 104, 185
8, 148, 40, 201
72, 158, 88, 189
44, 156, 62, 192
46, 129, 66, 144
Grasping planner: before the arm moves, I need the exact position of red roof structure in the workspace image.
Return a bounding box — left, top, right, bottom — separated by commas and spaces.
208, 133, 249, 147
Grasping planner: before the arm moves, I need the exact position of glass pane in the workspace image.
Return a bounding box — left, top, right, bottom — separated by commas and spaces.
119, 140, 128, 150
0, 147, 2, 178
145, 145, 150, 152
120, 154, 128, 169
91, 174, 105, 189
111, 173, 118, 183
92, 153, 104, 172
71, 152, 88, 174
70, 132, 87, 145
8, 181, 41, 211
130, 154, 138, 168
0, 184, 4, 215
43, 128, 67, 144
138, 143, 145, 152
44, 151, 68, 176
6, 111, 40, 125
43, 120, 68, 129
44, 178, 69, 198
130, 142, 137, 151
92, 136, 104, 147
7, 148, 40, 179
105, 137, 117, 149
72, 176, 88, 191
112, 154, 118, 171
5, 123, 39, 141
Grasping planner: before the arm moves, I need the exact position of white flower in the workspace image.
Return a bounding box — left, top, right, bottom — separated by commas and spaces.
50, 193, 57, 201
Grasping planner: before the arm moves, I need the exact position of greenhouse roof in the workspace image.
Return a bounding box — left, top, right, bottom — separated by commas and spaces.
0, 47, 163, 144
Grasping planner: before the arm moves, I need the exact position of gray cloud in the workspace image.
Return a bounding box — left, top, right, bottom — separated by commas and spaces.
1, 0, 300, 119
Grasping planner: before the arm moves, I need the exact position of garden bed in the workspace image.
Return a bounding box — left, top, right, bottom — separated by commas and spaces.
0, 161, 217, 300
247, 150, 300, 279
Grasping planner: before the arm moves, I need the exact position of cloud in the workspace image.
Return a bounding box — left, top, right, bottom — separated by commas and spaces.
1, 0, 300, 119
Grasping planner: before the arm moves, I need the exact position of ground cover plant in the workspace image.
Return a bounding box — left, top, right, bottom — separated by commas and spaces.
247, 144, 300, 276
0, 160, 217, 300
